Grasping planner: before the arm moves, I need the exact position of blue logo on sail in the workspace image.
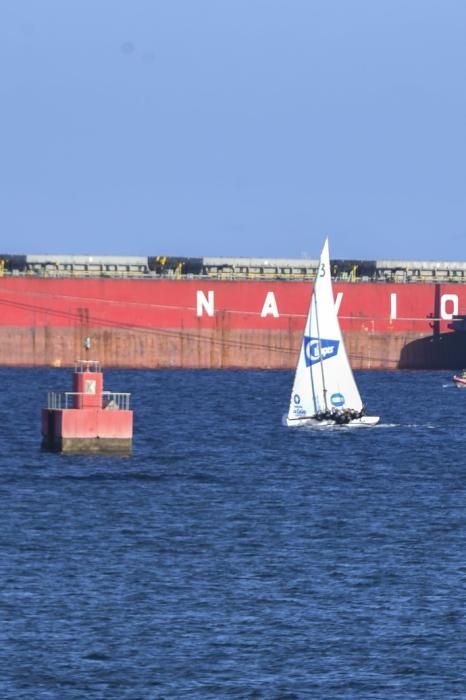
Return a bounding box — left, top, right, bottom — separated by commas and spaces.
304, 336, 339, 366
331, 392, 345, 407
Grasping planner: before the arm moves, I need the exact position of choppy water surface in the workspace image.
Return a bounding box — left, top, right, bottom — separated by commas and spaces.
1, 368, 466, 698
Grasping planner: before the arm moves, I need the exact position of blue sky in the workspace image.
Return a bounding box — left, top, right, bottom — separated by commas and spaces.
1, 0, 465, 260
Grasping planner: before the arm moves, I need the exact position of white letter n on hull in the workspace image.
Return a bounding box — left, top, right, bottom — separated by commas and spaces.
197, 290, 214, 317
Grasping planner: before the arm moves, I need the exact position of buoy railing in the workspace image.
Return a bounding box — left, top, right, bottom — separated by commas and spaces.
74, 360, 101, 373
47, 391, 131, 410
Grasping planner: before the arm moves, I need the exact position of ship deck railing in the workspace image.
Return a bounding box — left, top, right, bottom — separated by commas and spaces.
3, 269, 466, 283
46, 391, 131, 410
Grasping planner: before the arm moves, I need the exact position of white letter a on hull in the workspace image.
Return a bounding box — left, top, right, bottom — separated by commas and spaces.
261, 292, 279, 318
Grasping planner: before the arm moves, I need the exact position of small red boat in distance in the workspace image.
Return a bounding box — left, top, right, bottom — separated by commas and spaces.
452, 370, 466, 388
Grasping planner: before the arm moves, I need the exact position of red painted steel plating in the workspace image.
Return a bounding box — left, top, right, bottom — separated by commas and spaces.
2, 277, 466, 369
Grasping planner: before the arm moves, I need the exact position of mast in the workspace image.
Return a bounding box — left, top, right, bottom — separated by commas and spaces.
313, 260, 328, 412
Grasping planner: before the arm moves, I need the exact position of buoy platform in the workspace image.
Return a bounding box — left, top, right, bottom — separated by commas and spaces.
41, 360, 133, 454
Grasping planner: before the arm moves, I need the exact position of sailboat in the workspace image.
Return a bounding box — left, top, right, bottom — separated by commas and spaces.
286, 238, 379, 427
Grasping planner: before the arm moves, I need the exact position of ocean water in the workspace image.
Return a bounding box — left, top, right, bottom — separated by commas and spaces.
1, 367, 466, 699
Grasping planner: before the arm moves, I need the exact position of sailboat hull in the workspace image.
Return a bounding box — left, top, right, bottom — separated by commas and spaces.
285, 415, 379, 427
354, 416, 380, 426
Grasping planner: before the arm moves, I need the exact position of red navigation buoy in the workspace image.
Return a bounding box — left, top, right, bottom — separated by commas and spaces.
41, 359, 133, 453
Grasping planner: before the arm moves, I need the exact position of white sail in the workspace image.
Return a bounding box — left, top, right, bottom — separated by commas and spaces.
287, 238, 365, 424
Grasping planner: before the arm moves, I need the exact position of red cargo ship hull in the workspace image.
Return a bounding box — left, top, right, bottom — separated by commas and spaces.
0, 277, 465, 369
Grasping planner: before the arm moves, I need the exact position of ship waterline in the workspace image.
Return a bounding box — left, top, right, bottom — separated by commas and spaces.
1, 277, 465, 369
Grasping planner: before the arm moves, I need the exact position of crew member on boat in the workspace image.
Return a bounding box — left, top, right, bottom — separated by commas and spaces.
314, 405, 367, 423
